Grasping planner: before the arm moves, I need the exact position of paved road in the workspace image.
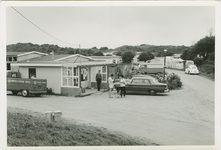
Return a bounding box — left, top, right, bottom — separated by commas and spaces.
7, 69, 215, 145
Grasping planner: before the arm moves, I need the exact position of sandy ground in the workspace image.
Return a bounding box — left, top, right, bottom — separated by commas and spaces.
7, 69, 215, 145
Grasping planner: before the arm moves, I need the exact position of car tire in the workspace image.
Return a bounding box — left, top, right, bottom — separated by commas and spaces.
12, 91, 18, 95
149, 90, 156, 96
21, 90, 29, 97
34, 93, 41, 97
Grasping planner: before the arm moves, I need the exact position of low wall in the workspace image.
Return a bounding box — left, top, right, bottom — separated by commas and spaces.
61, 87, 82, 96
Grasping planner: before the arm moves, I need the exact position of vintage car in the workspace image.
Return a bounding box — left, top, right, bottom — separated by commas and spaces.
185, 65, 199, 75
114, 75, 169, 96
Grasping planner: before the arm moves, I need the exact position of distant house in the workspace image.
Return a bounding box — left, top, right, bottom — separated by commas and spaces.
90, 56, 122, 64
11, 54, 117, 96
173, 54, 182, 59
6, 51, 48, 70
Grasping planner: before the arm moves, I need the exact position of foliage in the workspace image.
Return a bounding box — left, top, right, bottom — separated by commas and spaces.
100, 47, 108, 51
94, 51, 104, 56
121, 51, 135, 63
114, 45, 188, 57
192, 36, 215, 60
180, 35, 215, 80
193, 57, 203, 67
115, 51, 122, 56
137, 52, 154, 62
166, 73, 182, 90
7, 109, 157, 146
151, 73, 182, 90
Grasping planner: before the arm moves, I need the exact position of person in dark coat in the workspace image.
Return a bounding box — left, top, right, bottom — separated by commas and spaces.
96, 70, 102, 91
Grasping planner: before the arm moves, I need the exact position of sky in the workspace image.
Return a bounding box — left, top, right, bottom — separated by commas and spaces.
6, 5, 215, 49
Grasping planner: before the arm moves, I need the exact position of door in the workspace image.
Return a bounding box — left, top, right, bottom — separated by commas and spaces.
139, 79, 151, 92
126, 79, 142, 93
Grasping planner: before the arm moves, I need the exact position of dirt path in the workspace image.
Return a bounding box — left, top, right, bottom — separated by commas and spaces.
7, 69, 215, 145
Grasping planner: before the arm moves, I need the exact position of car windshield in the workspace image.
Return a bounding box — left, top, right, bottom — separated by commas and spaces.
190, 66, 197, 69
149, 78, 159, 84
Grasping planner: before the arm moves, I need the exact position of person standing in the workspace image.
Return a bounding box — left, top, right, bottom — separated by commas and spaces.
108, 74, 114, 98
119, 75, 126, 97
96, 70, 102, 91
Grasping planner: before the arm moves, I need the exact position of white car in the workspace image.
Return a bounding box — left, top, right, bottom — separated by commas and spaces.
185, 65, 199, 75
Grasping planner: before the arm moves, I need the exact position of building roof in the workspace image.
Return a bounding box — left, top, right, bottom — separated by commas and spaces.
54, 54, 98, 61
75, 61, 116, 67
7, 51, 48, 57
90, 56, 121, 59
19, 55, 70, 62
7, 52, 26, 56
173, 54, 182, 57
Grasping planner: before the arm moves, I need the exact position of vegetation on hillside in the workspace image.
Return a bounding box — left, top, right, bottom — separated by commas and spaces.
8, 108, 158, 146
138, 52, 154, 62
181, 35, 215, 79
7, 43, 188, 57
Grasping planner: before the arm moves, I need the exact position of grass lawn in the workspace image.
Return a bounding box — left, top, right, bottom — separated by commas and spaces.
7, 108, 158, 146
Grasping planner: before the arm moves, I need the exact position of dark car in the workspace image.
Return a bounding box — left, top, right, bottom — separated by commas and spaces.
114, 75, 169, 96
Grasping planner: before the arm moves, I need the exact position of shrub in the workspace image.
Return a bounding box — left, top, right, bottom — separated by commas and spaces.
166, 73, 182, 90
151, 73, 182, 90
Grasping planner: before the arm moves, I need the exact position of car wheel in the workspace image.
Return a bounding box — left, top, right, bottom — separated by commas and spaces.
149, 90, 156, 96
12, 91, 18, 95
21, 90, 29, 97
34, 93, 41, 97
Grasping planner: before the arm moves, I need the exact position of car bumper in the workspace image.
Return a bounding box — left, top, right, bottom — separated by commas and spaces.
190, 72, 199, 74
29, 91, 47, 94
164, 89, 170, 93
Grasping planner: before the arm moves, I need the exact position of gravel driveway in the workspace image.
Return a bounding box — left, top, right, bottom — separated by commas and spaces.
7, 69, 215, 145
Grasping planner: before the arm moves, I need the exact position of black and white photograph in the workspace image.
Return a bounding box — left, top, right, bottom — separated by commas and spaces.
0, 1, 220, 150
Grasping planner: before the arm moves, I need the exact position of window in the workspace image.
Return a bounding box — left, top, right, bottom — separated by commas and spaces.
132, 79, 143, 84
62, 67, 79, 87
28, 68, 36, 78
13, 57, 17, 61
81, 68, 88, 81
143, 79, 150, 85
101, 66, 107, 82
9, 57, 12, 61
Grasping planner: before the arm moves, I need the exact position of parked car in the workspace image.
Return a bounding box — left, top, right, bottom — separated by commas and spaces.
114, 75, 169, 96
185, 65, 199, 75
7, 70, 47, 97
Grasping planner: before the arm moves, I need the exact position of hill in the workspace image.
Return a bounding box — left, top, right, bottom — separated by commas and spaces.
7, 43, 189, 56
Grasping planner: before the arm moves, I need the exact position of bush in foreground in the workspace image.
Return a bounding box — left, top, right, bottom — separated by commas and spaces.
7, 109, 158, 146
152, 73, 182, 90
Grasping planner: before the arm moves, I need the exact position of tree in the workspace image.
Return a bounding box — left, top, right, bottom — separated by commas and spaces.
116, 51, 122, 56
121, 51, 135, 63
192, 36, 215, 60
165, 51, 174, 56
193, 57, 203, 67
91, 47, 98, 50
100, 47, 108, 51
138, 52, 154, 62
94, 51, 104, 56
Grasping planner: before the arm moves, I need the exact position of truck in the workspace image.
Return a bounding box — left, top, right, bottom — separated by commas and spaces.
7, 71, 47, 97
183, 60, 194, 70
137, 62, 164, 74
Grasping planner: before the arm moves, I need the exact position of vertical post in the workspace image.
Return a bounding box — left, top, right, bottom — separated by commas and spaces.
79, 44, 81, 64
79, 66, 81, 88
163, 49, 167, 81
164, 55, 166, 81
